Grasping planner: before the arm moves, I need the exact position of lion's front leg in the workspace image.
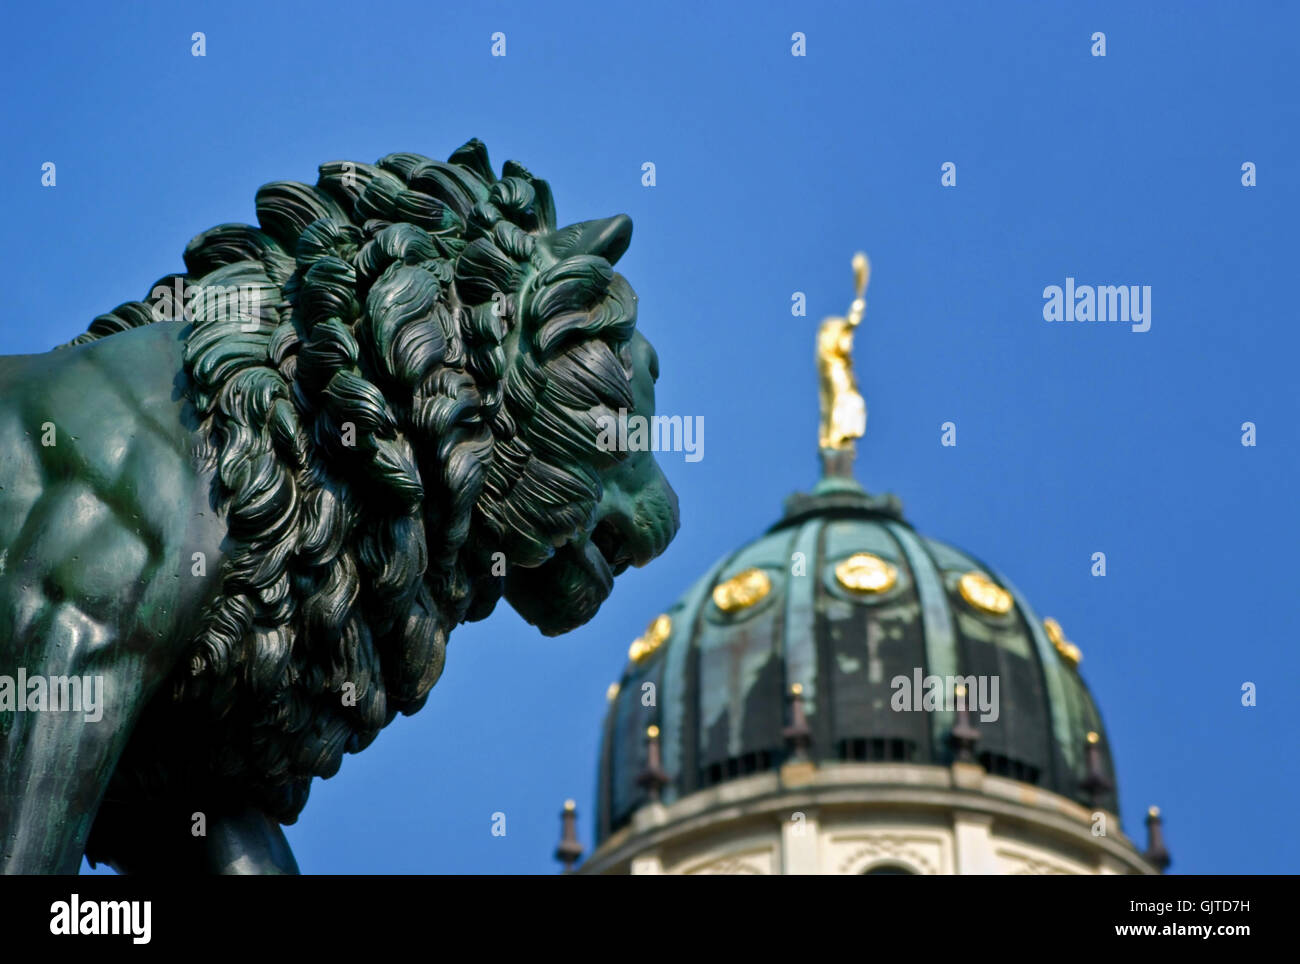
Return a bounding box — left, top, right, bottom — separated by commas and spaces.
0, 615, 153, 874
0, 475, 202, 874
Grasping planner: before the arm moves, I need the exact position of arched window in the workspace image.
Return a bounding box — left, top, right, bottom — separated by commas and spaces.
861, 863, 916, 875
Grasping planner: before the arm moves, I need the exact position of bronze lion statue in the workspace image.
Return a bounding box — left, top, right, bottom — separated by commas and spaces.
0, 139, 679, 873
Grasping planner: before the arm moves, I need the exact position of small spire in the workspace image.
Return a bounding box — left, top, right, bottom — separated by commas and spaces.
948, 683, 981, 763
1144, 806, 1171, 873
1080, 730, 1113, 805
816, 252, 871, 479
636, 725, 670, 802
554, 799, 583, 872
783, 683, 813, 760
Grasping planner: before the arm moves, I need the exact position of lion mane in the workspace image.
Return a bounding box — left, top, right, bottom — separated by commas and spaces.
75, 140, 640, 826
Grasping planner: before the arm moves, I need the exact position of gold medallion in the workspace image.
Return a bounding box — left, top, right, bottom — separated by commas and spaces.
834, 552, 898, 594
712, 568, 772, 613
628, 613, 672, 664
957, 571, 1013, 615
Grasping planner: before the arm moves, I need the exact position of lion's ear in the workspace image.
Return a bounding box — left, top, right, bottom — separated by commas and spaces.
448, 139, 495, 185
544, 214, 632, 266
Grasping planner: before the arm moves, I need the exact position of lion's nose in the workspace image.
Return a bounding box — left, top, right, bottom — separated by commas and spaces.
633, 461, 679, 567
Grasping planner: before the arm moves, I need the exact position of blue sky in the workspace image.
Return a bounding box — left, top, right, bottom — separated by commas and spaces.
1, 1, 1294, 873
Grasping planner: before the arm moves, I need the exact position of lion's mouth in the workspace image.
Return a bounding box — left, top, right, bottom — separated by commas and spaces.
566, 515, 631, 598
503, 470, 678, 637
506, 533, 613, 637
591, 517, 634, 576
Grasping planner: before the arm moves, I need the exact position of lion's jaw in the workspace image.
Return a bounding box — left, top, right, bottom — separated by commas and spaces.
504, 451, 679, 636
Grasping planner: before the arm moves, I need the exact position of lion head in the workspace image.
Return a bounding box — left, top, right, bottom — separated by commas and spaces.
72, 140, 679, 823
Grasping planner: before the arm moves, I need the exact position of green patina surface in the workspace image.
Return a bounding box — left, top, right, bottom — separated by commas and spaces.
0, 140, 679, 874
598, 479, 1118, 843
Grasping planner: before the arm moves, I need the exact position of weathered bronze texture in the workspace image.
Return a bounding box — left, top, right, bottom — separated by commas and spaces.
0, 139, 678, 874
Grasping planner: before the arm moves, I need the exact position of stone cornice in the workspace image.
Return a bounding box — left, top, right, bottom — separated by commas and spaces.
580, 761, 1154, 875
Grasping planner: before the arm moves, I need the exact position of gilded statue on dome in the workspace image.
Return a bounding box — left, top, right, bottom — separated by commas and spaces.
817, 252, 870, 460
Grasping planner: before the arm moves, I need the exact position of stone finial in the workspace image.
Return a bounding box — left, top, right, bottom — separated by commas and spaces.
1143, 805, 1171, 873
1080, 730, 1113, 805
636, 725, 670, 802
554, 799, 583, 872
783, 683, 814, 761
948, 683, 981, 763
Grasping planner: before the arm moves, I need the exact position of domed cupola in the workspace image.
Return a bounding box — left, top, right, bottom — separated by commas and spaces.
575, 255, 1164, 875
594, 472, 1124, 844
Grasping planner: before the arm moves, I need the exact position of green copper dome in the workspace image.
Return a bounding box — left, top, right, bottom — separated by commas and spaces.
594, 479, 1119, 844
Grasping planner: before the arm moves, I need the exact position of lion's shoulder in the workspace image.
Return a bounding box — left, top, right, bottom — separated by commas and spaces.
0, 322, 221, 637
